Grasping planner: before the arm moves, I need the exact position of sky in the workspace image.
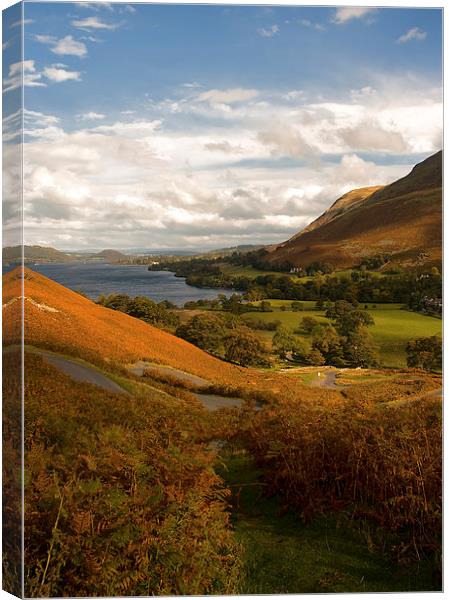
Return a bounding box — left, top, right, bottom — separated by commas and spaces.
2, 2, 443, 251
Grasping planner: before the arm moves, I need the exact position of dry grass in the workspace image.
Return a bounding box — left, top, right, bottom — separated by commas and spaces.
13, 350, 241, 597
234, 392, 442, 567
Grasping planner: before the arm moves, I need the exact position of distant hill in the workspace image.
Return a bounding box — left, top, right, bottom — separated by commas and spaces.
3, 246, 132, 264
205, 244, 265, 257
3, 245, 74, 264
93, 249, 128, 262
265, 151, 442, 270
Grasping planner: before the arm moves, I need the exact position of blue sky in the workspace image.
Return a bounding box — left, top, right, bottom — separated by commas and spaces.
2, 2, 443, 250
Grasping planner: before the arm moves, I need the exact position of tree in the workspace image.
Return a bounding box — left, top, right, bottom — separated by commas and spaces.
272, 326, 303, 360
406, 336, 442, 371
343, 328, 379, 368
220, 293, 244, 314
128, 296, 180, 329
224, 329, 269, 367
260, 300, 273, 313
291, 301, 304, 312
326, 301, 374, 336
99, 293, 131, 312
311, 324, 343, 366
221, 313, 243, 330
176, 314, 226, 354
300, 316, 319, 333
325, 300, 353, 321
306, 348, 325, 366
245, 288, 266, 302
334, 309, 374, 336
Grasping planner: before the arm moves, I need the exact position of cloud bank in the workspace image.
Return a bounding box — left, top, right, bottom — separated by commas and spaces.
8, 75, 440, 251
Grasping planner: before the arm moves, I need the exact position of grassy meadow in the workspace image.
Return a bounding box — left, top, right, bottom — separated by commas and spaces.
236, 300, 441, 368
220, 263, 388, 282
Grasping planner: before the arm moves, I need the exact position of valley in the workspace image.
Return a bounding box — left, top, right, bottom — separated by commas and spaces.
3, 263, 442, 595
2, 153, 442, 596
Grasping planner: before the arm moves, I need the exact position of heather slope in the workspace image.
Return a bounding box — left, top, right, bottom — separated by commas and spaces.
3, 267, 334, 400
266, 151, 442, 269
3, 267, 247, 383
296, 185, 382, 237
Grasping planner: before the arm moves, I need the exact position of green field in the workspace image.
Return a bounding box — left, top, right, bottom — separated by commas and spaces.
241, 302, 442, 368
220, 264, 301, 279
220, 265, 387, 283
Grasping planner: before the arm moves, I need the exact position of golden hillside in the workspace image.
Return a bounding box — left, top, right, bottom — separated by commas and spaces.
3, 267, 333, 400
266, 151, 442, 269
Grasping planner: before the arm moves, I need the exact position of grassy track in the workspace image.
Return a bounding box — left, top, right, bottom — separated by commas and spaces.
217, 453, 438, 594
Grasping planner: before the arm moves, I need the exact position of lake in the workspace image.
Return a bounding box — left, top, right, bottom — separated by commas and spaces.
21, 263, 233, 306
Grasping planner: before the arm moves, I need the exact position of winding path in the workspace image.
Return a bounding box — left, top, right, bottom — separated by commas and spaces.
129, 361, 210, 386
34, 350, 244, 411
36, 351, 130, 396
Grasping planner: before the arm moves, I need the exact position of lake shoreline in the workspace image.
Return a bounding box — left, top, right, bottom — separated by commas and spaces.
13, 262, 233, 306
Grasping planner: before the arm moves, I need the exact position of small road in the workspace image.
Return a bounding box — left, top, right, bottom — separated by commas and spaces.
128, 361, 245, 411
37, 351, 130, 396
310, 370, 340, 390
129, 361, 210, 386
35, 351, 247, 411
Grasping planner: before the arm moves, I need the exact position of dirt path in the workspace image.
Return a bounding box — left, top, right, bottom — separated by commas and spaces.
37, 351, 130, 396
310, 370, 340, 389
195, 393, 243, 411
129, 361, 210, 386
128, 361, 246, 411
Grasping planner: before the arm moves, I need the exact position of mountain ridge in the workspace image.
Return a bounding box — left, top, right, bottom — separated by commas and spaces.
266, 150, 442, 269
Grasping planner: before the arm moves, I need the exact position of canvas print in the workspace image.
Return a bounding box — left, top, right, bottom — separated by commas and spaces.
2, 1, 443, 597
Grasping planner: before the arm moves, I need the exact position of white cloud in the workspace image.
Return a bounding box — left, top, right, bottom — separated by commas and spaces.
204, 141, 245, 154
350, 86, 376, 101
51, 35, 88, 57
299, 19, 325, 31
257, 24, 279, 38
43, 65, 81, 82
32, 34, 56, 44
182, 81, 202, 88
3, 60, 46, 92
337, 118, 407, 153
10, 18, 33, 28
258, 126, 318, 160
80, 35, 102, 43
71, 16, 120, 30
17, 75, 442, 250
333, 7, 377, 24
197, 88, 259, 104
92, 119, 162, 137
282, 90, 305, 101
77, 111, 106, 120
25, 109, 60, 127
75, 2, 114, 10
397, 27, 427, 44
